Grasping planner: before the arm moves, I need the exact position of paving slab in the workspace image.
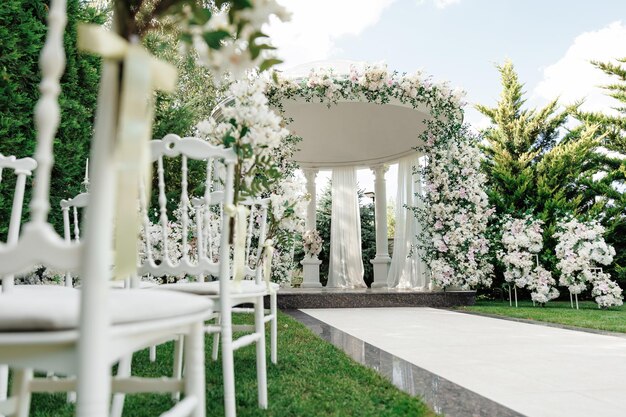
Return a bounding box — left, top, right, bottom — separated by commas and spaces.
299, 307, 626, 417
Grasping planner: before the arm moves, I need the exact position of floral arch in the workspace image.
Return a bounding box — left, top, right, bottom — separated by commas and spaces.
261, 61, 494, 290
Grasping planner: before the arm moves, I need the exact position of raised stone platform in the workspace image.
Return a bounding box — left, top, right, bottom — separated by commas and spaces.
270, 287, 476, 309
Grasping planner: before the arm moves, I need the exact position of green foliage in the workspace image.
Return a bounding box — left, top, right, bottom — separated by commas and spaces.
0, 1, 221, 237
386, 199, 396, 238
0, 0, 104, 238
114, 0, 283, 72
143, 30, 220, 214
311, 180, 377, 287
576, 57, 626, 153
144, 32, 219, 140
459, 300, 626, 333
476, 60, 610, 285
575, 57, 626, 283
313, 181, 332, 285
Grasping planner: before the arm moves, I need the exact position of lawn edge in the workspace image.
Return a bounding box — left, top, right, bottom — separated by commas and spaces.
449, 308, 626, 339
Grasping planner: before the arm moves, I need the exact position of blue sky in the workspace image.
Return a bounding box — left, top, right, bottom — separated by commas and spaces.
270, 0, 626, 125
268, 0, 626, 196
333, 0, 626, 122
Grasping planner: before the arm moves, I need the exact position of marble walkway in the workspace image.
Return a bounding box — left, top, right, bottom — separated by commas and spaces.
294, 307, 626, 417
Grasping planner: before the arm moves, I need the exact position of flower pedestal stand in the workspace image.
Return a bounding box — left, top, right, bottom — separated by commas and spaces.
301, 256, 322, 288
569, 291, 579, 310
506, 284, 519, 308
370, 256, 391, 288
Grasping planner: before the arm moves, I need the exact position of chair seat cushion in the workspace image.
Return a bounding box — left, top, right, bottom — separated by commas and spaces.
158, 280, 267, 296
0, 288, 213, 331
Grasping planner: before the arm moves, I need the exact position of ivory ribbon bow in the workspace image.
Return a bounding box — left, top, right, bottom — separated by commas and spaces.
77, 24, 177, 279
224, 204, 249, 285
262, 239, 274, 290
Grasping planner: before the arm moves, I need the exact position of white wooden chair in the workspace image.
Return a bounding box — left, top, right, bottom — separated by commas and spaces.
142, 134, 268, 417
207, 198, 280, 365
61, 189, 158, 291
0, 154, 37, 411
0, 154, 37, 294
0, 2, 217, 416
60, 192, 88, 288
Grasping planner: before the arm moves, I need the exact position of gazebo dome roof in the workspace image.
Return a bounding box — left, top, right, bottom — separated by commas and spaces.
275, 60, 431, 169
212, 61, 462, 170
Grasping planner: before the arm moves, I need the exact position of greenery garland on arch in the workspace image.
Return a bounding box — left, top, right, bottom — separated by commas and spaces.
265, 63, 494, 289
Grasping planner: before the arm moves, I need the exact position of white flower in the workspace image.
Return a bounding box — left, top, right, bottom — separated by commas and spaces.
302, 229, 323, 257
554, 216, 621, 307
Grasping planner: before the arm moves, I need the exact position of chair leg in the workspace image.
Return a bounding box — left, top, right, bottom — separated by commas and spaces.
172, 335, 185, 401
67, 391, 77, 404
149, 345, 157, 363
270, 292, 278, 365
185, 322, 206, 417
211, 314, 221, 361
254, 299, 268, 409
0, 365, 8, 405
221, 310, 236, 417
110, 355, 132, 417
11, 368, 33, 417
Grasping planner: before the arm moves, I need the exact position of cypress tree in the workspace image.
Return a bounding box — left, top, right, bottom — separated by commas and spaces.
0, 0, 104, 238
575, 57, 626, 283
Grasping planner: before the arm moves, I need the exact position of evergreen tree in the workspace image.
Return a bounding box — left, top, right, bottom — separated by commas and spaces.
575, 57, 626, 283
476, 60, 608, 285
576, 58, 626, 153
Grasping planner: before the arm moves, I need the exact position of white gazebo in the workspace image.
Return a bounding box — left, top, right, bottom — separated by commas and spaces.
274, 60, 433, 290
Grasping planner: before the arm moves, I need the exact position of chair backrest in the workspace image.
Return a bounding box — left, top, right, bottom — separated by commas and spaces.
190, 196, 269, 284
0, 154, 37, 292
59, 192, 89, 287
240, 198, 269, 284
138, 134, 237, 282
0, 0, 83, 283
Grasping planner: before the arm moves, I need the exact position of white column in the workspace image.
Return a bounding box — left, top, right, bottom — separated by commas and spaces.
370, 164, 391, 288
300, 168, 322, 288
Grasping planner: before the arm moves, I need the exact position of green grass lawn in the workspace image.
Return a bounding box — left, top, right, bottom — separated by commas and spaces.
28, 312, 435, 417
457, 300, 626, 333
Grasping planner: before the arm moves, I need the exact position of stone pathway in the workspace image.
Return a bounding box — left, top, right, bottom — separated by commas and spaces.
298, 307, 626, 417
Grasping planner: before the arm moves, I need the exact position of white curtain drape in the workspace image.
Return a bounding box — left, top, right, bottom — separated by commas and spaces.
328, 167, 366, 288
387, 155, 427, 289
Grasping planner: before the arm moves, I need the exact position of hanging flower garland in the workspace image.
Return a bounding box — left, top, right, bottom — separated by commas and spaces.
414, 121, 494, 289
267, 63, 465, 119
266, 63, 493, 289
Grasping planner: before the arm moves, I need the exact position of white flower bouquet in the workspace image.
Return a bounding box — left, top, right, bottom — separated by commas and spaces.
302, 229, 323, 258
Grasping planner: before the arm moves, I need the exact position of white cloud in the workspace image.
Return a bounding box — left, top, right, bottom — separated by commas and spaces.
533, 21, 626, 113
266, 0, 396, 69
416, 0, 461, 8
433, 0, 461, 8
